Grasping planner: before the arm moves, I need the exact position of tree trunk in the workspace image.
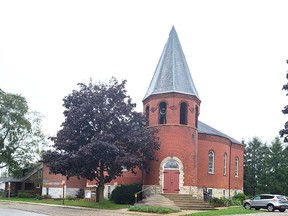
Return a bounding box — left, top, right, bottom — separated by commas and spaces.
98, 160, 105, 203
98, 184, 105, 203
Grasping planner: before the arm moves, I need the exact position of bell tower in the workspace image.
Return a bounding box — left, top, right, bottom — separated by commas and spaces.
142, 26, 201, 194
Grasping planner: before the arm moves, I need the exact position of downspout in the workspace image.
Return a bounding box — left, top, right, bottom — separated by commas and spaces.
229, 141, 232, 199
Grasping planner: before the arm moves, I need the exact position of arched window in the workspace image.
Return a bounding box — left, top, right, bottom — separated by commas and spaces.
164, 159, 179, 169
158, 102, 167, 124
223, 153, 227, 176
235, 157, 239, 177
180, 102, 188, 125
145, 106, 150, 126
195, 105, 199, 128
208, 151, 214, 174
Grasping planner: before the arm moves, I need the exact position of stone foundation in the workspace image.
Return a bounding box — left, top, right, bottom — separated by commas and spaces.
199, 187, 244, 199
103, 183, 243, 200
133, 185, 243, 199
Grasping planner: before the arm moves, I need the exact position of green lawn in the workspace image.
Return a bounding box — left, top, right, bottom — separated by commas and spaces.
184, 207, 262, 215
129, 205, 181, 214
0, 197, 129, 210
0, 198, 266, 215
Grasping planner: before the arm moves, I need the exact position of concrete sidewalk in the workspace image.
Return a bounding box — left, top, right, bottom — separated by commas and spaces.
0, 200, 206, 216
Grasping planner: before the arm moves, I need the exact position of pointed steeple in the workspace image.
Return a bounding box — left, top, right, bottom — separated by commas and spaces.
143, 26, 200, 101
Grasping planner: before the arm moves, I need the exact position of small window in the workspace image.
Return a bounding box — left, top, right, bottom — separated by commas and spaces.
261, 195, 273, 199
235, 157, 239, 177
159, 102, 167, 124
145, 106, 150, 126
253, 195, 260, 200
207, 188, 213, 197
46, 187, 49, 195
195, 106, 199, 128
208, 151, 215, 174
277, 195, 287, 201
223, 153, 227, 176
25, 183, 34, 190
180, 102, 188, 125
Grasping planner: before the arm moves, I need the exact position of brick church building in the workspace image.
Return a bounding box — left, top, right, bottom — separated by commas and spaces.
102, 26, 244, 199
42, 26, 244, 200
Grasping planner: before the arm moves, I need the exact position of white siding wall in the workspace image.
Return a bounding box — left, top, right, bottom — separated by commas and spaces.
42, 187, 80, 198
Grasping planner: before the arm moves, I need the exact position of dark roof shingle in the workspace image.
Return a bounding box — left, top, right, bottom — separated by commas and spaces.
143, 26, 199, 101
198, 121, 242, 144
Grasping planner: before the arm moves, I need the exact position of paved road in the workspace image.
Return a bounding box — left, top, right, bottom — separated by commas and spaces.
0, 201, 136, 216
2, 201, 288, 216
0, 204, 47, 216
238, 212, 288, 216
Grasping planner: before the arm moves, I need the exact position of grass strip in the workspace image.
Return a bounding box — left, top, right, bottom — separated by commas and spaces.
0, 197, 128, 210
184, 206, 262, 215
129, 205, 181, 214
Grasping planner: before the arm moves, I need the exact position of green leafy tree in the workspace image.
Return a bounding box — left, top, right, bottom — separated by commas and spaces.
244, 137, 268, 196
0, 89, 46, 175
43, 78, 160, 203
266, 137, 288, 194
244, 136, 288, 196
280, 60, 288, 142
281, 146, 288, 194
255, 143, 270, 194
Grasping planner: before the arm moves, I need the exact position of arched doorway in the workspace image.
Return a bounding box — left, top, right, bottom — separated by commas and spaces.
163, 159, 180, 193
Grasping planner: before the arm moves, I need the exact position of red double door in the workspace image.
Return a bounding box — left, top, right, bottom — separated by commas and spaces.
163, 170, 180, 193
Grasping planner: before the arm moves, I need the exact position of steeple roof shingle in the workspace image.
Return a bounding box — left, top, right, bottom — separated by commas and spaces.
143, 26, 200, 101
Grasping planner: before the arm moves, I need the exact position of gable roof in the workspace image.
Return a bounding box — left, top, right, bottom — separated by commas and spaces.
198, 121, 242, 144
4, 164, 43, 183
143, 26, 200, 101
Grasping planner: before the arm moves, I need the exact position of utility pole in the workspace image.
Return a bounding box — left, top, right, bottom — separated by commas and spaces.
62, 181, 65, 205
8, 182, 11, 199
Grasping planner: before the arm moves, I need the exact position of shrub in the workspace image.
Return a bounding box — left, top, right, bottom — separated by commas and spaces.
66, 195, 76, 200
17, 192, 35, 198
232, 193, 248, 204
129, 206, 181, 214
230, 199, 242, 206
210, 197, 225, 207
35, 194, 43, 200
53, 198, 63, 201
209, 194, 248, 207
110, 184, 142, 205
42, 194, 52, 199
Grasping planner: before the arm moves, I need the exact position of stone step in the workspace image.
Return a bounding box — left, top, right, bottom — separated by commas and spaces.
135, 193, 215, 210
135, 194, 178, 208
161, 193, 215, 210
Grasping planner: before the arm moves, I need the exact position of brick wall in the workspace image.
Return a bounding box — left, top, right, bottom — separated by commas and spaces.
143, 93, 200, 127
143, 125, 198, 186
87, 168, 143, 187
143, 93, 200, 188
42, 164, 86, 198
197, 134, 244, 191
140, 93, 244, 197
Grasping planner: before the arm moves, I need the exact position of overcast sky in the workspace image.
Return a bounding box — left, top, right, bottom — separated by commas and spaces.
1, 0, 288, 144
